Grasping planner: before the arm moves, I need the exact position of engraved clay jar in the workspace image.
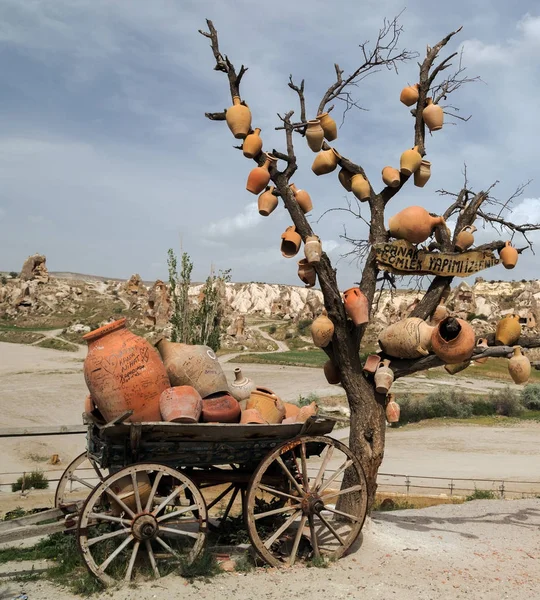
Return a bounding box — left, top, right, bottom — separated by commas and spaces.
423, 98, 444, 132
201, 393, 241, 423
243, 127, 263, 159
431, 317, 476, 364
311, 310, 334, 348
316, 112, 337, 141
499, 241, 519, 269
229, 367, 256, 402
226, 96, 252, 139
343, 287, 369, 326
304, 235, 322, 263
414, 159, 431, 188
385, 394, 400, 423
281, 225, 302, 258
495, 315, 521, 346
455, 225, 476, 252
388, 206, 445, 245
508, 346, 531, 384
246, 153, 276, 195
400, 145, 422, 176
382, 166, 400, 188
351, 173, 371, 201
400, 84, 419, 106
290, 183, 313, 213
83, 318, 170, 423
338, 167, 353, 192
323, 359, 341, 385
258, 186, 278, 216
247, 387, 285, 424
298, 258, 316, 288
159, 386, 203, 423
475, 338, 489, 364
305, 119, 325, 152
312, 148, 339, 176
374, 359, 394, 394
378, 317, 434, 359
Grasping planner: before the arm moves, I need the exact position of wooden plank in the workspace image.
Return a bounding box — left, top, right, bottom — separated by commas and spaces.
0, 508, 64, 533
0, 521, 66, 544
0, 425, 86, 438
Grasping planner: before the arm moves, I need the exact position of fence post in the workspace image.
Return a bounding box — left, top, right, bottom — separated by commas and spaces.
449, 479, 454, 496
499, 481, 505, 499
405, 476, 410, 495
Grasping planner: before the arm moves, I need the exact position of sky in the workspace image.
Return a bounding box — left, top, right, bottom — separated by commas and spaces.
0, 0, 539, 288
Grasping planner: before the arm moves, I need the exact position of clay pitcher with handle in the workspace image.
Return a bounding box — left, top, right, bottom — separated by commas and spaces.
304, 236, 322, 263
243, 127, 262, 158
399, 146, 422, 176
378, 317, 433, 359
316, 112, 337, 141
258, 187, 278, 216
388, 206, 445, 244
298, 258, 316, 288
455, 225, 476, 252
229, 367, 256, 403
499, 241, 518, 269
226, 96, 252, 139
290, 183, 313, 213
508, 346, 531, 384
385, 394, 400, 423
495, 315, 521, 346
280, 225, 302, 258
311, 310, 334, 348
246, 153, 276, 194
414, 159, 431, 188
375, 360, 394, 394
400, 84, 419, 106
305, 119, 324, 152
430, 317, 476, 364
343, 287, 369, 326
474, 338, 489, 364
422, 98, 444, 131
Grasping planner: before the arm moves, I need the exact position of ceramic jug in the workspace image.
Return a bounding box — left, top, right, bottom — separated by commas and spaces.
304, 236, 322, 263
247, 387, 285, 424
338, 167, 353, 192
312, 148, 339, 176
298, 258, 316, 288
495, 315, 521, 346
243, 127, 263, 158
258, 186, 278, 216
385, 394, 400, 423
343, 287, 369, 326
431, 317, 476, 364
351, 173, 371, 201
414, 159, 431, 188
399, 83, 419, 106
382, 166, 400, 188
305, 119, 324, 152
201, 393, 241, 423
311, 310, 334, 348
422, 98, 444, 132
375, 359, 394, 394
378, 317, 433, 359
290, 183, 313, 213
508, 346, 531, 384
316, 112, 338, 141
246, 153, 276, 195
399, 146, 422, 176
474, 338, 489, 364
388, 206, 445, 244
159, 386, 202, 423
455, 225, 476, 252
323, 359, 341, 385
280, 225, 302, 258
226, 96, 252, 139
229, 367, 256, 402
499, 241, 518, 269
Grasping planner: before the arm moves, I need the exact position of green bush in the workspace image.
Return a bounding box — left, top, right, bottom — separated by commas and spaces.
0, 276, 7, 285
489, 389, 524, 417
470, 397, 496, 416
466, 488, 496, 501
12, 470, 49, 492
423, 389, 473, 419
296, 319, 313, 336
298, 392, 319, 407
9, 271, 18, 278
268, 324, 277, 334
521, 384, 540, 410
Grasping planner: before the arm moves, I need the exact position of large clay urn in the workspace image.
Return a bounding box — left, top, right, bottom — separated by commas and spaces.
343, 287, 369, 326
156, 339, 229, 399
201, 393, 241, 423
382, 167, 400, 188
495, 315, 521, 346
400, 84, 419, 106
311, 310, 334, 348
499, 241, 518, 269
385, 394, 400, 423
280, 225, 302, 258
159, 386, 202, 423
323, 359, 341, 385
83, 319, 169, 423
414, 160, 431, 188
422, 98, 444, 132
508, 346, 531, 384
474, 338, 489, 364
243, 127, 263, 158
351, 173, 371, 202
316, 112, 337, 141
338, 167, 353, 192
431, 317, 476, 364
258, 187, 278, 216
246, 153, 276, 194
375, 360, 394, 394
455, 225, 476, 252
304, 236, 322, 263
378, 317, 433, 359
312, 148, 339, 176
247, 387, 285, 424
400, 146, 422, 176
290, 183, 313, 213
229, 367, 256, 402
298, 259, 316, 288
388, 206, 445, 244
226, 96, 252, 139
305, 119, 325, 152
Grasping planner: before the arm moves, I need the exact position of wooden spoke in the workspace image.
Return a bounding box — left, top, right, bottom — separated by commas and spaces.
257, 483, 300, 501
276, 457, 305, 496
55, 452, 108, 508
300, 442, 310, 492
124, 540, 140, 582
87, 527, 130, 547
88, 512, 131, 527
322, 506, 361, 523
103, 487, 136, 519
316, 512, 346, 546
317, 459, 354, 494
131, 472, 143, 514
308, 513, 320, 559
68, 474, 95, 490
159, 526, 201, 540
156, 505, 198, 522
145, 471, 164, 512
145, 540, 160, 578
254, 503, 302, 521
289, 514, 308, 567
152, 483, 187, 516
318, 484, 364, 500
313, 445, 334, 490
99, 535, 133, 572
154, 535, 180, 558
263, 510, 302, 549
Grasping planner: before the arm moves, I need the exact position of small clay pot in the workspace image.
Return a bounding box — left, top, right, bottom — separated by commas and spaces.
258, 186, 278, 216
311, 310, 334, 348
400, 146, 422, 176
159, 386, 203, 423
229, 367, 256, 402
298, 258, 316, 288
296, 401, 318, 423
455, 225, 476, 252
226, 96, 252, 139
246, 153, 277, 195
316, 112, 338, 141
508, 346, 531, 384
243, 127, 263, 158
280, 225, 302, 258
305, 119, 324, 152
290, 183, 313, 213
343, 287, 369, 326
382, 166, 400, 188
400, 84, 419, 106
284, 402, 301, 420
495, 315, 521, 346
423, 98, 444, 132
304, 236, 322, 263
385, 394, 400, 423
414, 159, 431, 188
431, 317, 476, 364
311, 148, 339, 176
388, 206, 445, 245
240, 408, 267, 424
499, 241, 518, 269
338, 167, 353, 192
474, 338, 489, 364
375, 359, 394, 394
247, 387, 285, 424
363, 354, 381, 374
323, 359, 341, 384
351, 173, 370, 202
201, 393, 241, 423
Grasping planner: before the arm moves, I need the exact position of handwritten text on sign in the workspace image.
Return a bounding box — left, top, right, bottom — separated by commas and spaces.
374, 240, 499, 277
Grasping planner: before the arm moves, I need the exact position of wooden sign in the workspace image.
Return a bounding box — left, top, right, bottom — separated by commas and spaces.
374, 240, 499, 277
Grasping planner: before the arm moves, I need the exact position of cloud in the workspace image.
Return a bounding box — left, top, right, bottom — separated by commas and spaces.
205, 202, 261, 237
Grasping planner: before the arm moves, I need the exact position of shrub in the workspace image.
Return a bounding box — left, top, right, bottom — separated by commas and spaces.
466, 488, 496, 501
268, 324, 277, 334
112, 306, 123, 314
298, 392, 319, 407
521, 384, 540, 410
0, 276, 6, 285
470, 397, 496, 416
8, 271, 18, 278
296, 319, 313, 336
489, 388, 524, 417
12, 470, 49, 492
423, 389, 473, 419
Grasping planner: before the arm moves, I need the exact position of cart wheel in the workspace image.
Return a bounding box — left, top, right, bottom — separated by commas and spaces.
245, 436, 367, 568
78, 463, 208, 586
55, 452, 108, 508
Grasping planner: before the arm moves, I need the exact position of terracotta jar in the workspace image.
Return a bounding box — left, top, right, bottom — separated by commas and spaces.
375, 359, 394, 394
110, 471, 151, 516
304, 236, 322, 263
240, 408, 267, 424
363, 354, 381, 374
455, 225, 476, 252
351, 173, 371, 202
258, 186, 278, 216
226, 96, 252, 139
284, 402, 300, 419
495, 315, 521, 346
298, 258, 316, 288
499, 241, 518, 269
296, 401, 318, 423
243, 127, 263, 158
378, 317, 433, 359
400, 146, 422, 176
400, 84, 419, 106
280, 225, 302, 258
444, 361, 471, 375
474, 338, 489, 364
423, 98, 444, 132
382, 166, 400, 188
312, 148, 339, 176
290, 183, 313, 213
229, 367, 256, 402
83, 319, 169, 423
316, 112, 337, 141
388, 206, 445, 244
431, 317, 476, 364
414, 160, 431, 188
247, 387, 285, 424
159, 386, 202, 423
323, 359, 341, 384
246, 153, 276, 195
311, 310, 334, 348
343, 287, 369, 326
305, 119, 324, 152
385, 394, 400, 423
201, 393, 241, 423
508, 346, 531, 384
156, 339, 229, 399
431, 303, 449, 326
338, 167, 353, 192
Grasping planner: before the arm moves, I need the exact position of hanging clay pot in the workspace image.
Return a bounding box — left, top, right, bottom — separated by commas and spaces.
423, 98, 444, 132
495, 315, 521, 346
311, 310, 334, 348
475, 338, 489, 364
400, 84, 419, 106
455, 225, 477, 252
201, 393, 241, 423
243, 127, 263, 158
258, 187, 278, 217
388, 206, 445, 244
431, 317, 476, 364
375, 359, 394, 394
499, 241, 518, 269
400, 146, 422, 176
296, 401, 318, 423
312, 148, 340, 176
225, 96, 252, 139
229, 367, 256, 402
351, 173, 371, 202
385, 395, 400, 423
338, 167, 353, 192
382, 167, 400, 188
431, 303, 449, 326
323, 359, 341, 385
159, 386, 203, 423
414, 160, 431, 188
316, 112, 337, 141
508, 346, 531, 384
290, 183, 313, 213
280, 225, 302, 258
304, 236, 322, 263
298, 259, 316, 288
83, 319, 170, 423
343, 287, 369, 326
246, 153, 277, 195
284, 402, 300, 420
240, 408, 267, 424
305, 119, 325, 152
363, 354, 381, 374
378, 317, 434, 359
444, 361, 471, 375
247, 387, 286, 424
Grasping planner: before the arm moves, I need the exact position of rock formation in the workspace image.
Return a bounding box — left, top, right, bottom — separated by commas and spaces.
19, 254, 49, 283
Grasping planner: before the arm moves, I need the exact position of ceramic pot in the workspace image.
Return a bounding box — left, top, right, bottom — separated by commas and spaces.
159, 386, 202, 423
363, 354, 381, 374
243, 127, 263, 158
83, 319, 169, 423
247, 387, 285, 424
246, 153, 276, 195
414, 160, 431, 188
499, 241, 518, 269
225, 96, 252, 139
385, 394, 400, 423
229, 367, 256, 402
282, 416, 298, 424
474, 338, 489, 364
156, 339, 229, 399
382, 166, 400, 188
378, 317, 433, 359
495, 315, 521, 346
323, 359, 341, 385
110, 471, 151, 516
444, 361, 471, 375
290, 183, 313, 213
455, 225, 476, 252
284, 402, 300, 420
316, 112, 337, 141
338, 167, 353, 192
258, 186, 278, 216
351, 173, 370, 202
431, 317, 476, 364
431, 303, 449, 326
304, 236, 322, 263
508, 346, 531, 384
240, 408, 267, 424
305, 119, 325, 152
400, 146, 422, 176
311, 310, 334, 348
296, 401, 318, 423
312, 148, 339, 176
375, 359, 394, 394
298, 258, 316, 288
343, 287, 369, 326
400, 84, 419, 106
280, 225, 302, 258
423, 98, 444, 132
388, 206, 445, 245
201, 393, 241, 423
